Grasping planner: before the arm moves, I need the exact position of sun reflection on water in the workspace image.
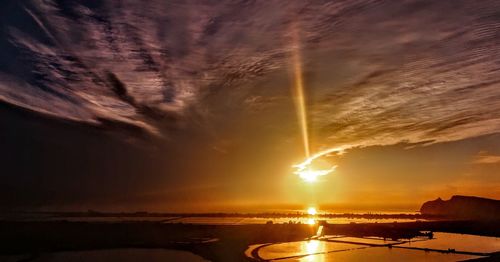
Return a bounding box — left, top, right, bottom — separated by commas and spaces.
305, 240, 320, 253
302, 240, 326, 262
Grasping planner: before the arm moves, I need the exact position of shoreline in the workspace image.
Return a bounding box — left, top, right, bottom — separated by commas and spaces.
1, 220, 498, 261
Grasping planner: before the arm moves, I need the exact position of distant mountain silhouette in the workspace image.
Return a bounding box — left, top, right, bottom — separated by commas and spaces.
420, 195, 500, 220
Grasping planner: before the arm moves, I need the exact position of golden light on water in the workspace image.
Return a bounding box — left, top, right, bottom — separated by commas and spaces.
305, 240, 320, 253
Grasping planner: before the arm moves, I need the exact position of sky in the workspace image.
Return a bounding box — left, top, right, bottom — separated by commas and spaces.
0, 0, 499, 212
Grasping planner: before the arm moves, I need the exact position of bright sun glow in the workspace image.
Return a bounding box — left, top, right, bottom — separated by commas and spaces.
307, 207, 317, 215
293, 147, 347, 183
289, 23, 348, 184
297, 168, 335, 182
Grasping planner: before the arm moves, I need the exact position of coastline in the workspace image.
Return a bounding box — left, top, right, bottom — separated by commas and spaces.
1, 220, 499, 261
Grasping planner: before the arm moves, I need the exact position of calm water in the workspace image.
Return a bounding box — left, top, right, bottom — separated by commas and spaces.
1, 211, 424, 225
399, 232, 500, 253
246, 233, 499, 261
255, 241, 365, 260
162, 216, 422, 225
278, 247, 482, 262
322, 236, 403, 245
1, 215, 424, 224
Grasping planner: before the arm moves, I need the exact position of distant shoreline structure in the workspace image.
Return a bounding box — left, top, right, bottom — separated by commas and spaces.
3, 210, 430, 219
420, 195, 500, 220
3, 195, 498, 221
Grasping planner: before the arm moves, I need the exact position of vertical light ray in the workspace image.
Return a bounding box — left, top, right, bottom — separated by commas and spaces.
291, 26, 310, 158
289, 22, 347, 183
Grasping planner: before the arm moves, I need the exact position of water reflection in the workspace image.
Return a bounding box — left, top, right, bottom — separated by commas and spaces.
292, 247, 482, 262
303, 241, 325, 262
163, 216, 421, 225
305, 240, 320, 253
255, 240, 361, 260
400, 232, 500, 253
248, 233, 497, 261
9, 214, 425, 224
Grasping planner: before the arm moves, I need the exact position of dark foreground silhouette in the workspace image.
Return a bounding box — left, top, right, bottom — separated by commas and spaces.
1, 196, 499, 261
420, 195, 500, 220
1, 220, 499, 261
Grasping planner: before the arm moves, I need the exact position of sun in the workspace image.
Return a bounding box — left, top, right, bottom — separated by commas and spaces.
292, 147, 346, 183
296, 168, 333, 183
307, 207, 317, 215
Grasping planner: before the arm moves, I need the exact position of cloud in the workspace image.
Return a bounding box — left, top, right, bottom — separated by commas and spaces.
0, 0, 499, 148
472, 151, 500, 165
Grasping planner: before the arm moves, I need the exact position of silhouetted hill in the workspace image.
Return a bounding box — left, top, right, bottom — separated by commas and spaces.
420, 195, 500, 220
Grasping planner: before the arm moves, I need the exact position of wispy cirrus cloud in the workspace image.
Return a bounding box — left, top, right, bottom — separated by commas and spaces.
0, 0, 499, 148
472, 151, 500, 165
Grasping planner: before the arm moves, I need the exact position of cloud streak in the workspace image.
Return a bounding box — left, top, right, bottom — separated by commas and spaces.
0, 0, 499, 148
472, 151, 500, 165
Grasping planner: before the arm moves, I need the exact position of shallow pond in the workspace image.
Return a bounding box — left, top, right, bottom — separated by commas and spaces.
246, 232, 499, 261
399, 232, 500, 253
